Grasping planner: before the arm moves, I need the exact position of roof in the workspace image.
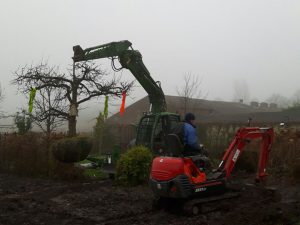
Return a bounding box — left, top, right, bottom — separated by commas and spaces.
107, 95, 291, 125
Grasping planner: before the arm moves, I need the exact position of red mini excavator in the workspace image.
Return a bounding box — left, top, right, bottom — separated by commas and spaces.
149, 127, 274, 213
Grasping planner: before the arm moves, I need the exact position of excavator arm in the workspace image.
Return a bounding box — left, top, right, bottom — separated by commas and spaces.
72, 40, 166, 113
217, 127, 274, 181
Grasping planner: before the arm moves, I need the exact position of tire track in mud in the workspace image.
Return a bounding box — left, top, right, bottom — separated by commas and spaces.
57, 206, 156, 225
0, 174, 299, 225
0, 178, 115, 225
0, 179, 111, 200
15, 178, 155, 224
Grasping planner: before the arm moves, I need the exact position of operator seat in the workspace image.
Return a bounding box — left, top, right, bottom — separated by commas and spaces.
165, 134, 184, 156
165, 134, 211, 170
165, 133, 206, 157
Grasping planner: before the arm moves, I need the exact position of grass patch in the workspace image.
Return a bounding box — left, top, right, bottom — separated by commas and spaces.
76, 156, 107, 179
83, 168, 105, 179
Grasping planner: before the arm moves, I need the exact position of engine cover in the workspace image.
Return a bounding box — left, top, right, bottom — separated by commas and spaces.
150, 157, 185, 181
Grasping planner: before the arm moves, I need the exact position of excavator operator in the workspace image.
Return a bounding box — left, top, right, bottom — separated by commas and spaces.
183, 113, 203, 156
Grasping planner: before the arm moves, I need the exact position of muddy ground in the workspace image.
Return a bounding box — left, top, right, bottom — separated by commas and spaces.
0, 173, 299, 225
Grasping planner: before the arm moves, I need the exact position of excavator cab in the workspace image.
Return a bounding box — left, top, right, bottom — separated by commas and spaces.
136, 113, 181, 155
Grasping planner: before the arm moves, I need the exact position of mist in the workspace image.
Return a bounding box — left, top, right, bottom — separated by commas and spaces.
1, 0, 300, 131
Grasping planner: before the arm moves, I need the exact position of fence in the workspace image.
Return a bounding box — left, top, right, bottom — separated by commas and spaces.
0, 123, 299, 178
107, 122, 300, 176
0, 132, 85, 179
108, 122, 300, 154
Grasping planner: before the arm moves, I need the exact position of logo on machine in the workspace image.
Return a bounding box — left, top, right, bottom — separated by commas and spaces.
195, 187, 207, 193
159, 159, 164, 163
232, 149, 240, 162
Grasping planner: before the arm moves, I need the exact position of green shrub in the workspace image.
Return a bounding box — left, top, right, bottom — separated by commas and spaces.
92, 112, 116, 155
14, 110, 32, 134
116, 146, 153, 186
51, 136, 92, 163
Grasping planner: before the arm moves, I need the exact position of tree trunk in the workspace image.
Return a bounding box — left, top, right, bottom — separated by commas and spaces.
46, 118, 51, 136
46, 118, 51, 149
68, 116, 77, 137
69, 63, 78, 137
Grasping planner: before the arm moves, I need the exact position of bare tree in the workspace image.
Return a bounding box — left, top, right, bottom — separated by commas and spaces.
32, 86, 68, 136
233, 79, 250, 103
292, 89, 300, 107
0, 84, 4, 118
0, 85, 2, 102
176, 72, 206, 114
13, 62, 133, 136
13, 65, 67, 136
266, 93, 291, 108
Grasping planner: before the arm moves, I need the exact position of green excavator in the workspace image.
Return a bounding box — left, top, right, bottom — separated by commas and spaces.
72, 40, 180, 164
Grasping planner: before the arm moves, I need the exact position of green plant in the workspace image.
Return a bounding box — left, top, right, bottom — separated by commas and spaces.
83, 168, 105, 179
116, 146, 153, 186
14, 109, 32, 134
51, 136, 92, 163
112, 145, 121, 163
92, 112, 115, 155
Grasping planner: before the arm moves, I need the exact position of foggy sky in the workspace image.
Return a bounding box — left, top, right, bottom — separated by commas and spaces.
1, 0, 300, 129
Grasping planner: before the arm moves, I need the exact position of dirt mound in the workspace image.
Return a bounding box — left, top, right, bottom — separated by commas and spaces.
0, 174, 299, 225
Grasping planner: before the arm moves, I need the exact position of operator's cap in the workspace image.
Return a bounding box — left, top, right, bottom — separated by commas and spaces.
184, 113, 196, 122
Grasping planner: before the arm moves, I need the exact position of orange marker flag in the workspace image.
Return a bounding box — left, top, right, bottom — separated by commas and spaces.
120, 91, 126, 116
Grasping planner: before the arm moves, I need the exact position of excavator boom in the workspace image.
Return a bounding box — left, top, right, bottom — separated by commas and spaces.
217, 127, 274, 181
73, 40, 132, 62
73, 40, 166, 113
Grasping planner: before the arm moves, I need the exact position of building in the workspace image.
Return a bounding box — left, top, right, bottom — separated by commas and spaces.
107, 95, 294, 125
